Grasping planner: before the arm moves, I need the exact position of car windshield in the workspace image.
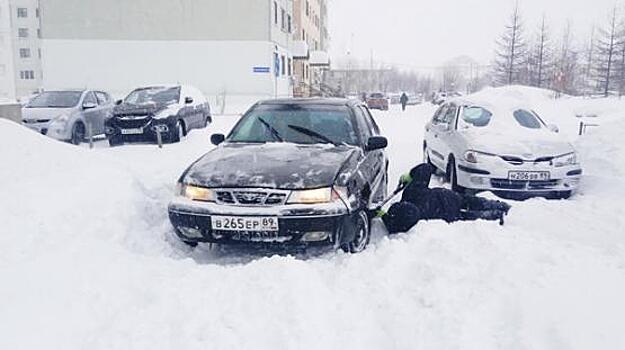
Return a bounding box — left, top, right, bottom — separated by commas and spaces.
229, 105, 359, 146
124, 87, 180, 105
370, 93, 385, 98
514, 109, 544, 129
460, 106, 493, 127
27, 91, 82, 108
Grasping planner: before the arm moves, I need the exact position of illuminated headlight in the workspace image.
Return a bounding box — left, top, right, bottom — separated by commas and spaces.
464, 150, 496, 164
553, 152, 578, 168
179, 183, 215, 202
287, 186, 348, 204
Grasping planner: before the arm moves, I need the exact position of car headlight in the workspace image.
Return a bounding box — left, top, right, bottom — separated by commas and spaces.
179, 184, 214, 202
53, 114, 70, 125
553, 152, 578, 167
287, 187, 347, 204
464, 150, 496, 164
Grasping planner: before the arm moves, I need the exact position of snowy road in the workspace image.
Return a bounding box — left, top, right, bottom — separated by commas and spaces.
1, 87, 625, 349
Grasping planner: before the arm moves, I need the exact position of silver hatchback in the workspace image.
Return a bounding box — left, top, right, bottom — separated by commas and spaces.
22, 90, 114, 145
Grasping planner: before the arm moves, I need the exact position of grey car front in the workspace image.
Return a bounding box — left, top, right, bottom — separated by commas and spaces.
22, 90, 113, 145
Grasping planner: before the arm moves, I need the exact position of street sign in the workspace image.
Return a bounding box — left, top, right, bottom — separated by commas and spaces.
253, 67, 270, 73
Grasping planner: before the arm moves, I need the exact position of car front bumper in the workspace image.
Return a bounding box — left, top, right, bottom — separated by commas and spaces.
105, 116, 175, 143
23, 121, 71, 141
168, 196, 351, 246
456, 159, 582, 194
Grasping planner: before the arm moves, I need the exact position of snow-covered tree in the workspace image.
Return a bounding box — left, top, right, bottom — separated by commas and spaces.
593, 7, 622, 97
528, 16, 553, 88
493, 2, 527, 85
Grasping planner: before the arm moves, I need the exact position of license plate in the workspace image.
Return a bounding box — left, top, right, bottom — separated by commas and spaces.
211, 216, 279, 232
508, 171, 550, 181
121, 128, 143, 135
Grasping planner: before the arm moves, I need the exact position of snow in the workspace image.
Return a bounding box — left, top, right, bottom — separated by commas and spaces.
1, 87, 625, 349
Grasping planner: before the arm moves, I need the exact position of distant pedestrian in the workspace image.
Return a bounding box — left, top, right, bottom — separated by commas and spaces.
400, 93, 409, 111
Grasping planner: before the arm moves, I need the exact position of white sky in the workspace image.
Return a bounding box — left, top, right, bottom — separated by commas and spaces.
328, 0, 620, 71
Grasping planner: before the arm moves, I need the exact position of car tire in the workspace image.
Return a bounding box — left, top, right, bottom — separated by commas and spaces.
170, 120, 184, 143
182, 240, 198, 248
447, 157, 466, 194
553, 191, 572, 200
341, 210, 371, 254
108, 136, 123, 147
70, 122, 86, 145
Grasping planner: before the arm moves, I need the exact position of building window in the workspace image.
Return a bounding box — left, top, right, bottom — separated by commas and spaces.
38, 48, 42, 59
281, 55, 286, 76
17, 7, 28, 18
20, 70, 35, 80
306, 1, 310, 17
36, 8, 40, 18
280, 8, 286, 31
19, 48, 31, 58
288, 58, 292, 76
273, 2, 278, 25
18, 28, 29, 38
287, 14, 292, 33
302, 29, 306, 41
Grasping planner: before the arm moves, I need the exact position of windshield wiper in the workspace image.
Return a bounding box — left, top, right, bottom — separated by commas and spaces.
258, 117, 284, 142
287, 124, 339, 146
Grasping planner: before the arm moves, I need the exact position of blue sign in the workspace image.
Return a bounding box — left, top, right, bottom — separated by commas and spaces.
253, 66, 271, 73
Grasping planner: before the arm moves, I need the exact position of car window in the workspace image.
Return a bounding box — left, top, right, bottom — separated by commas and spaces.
83, 92, 97, 105
95, 92, 110, 105
514, 109, 543, 129
442, 104, 457, 125
432, 105, 447, 124
353, 106, 372, 143
229, 105, 359, 146
460, 106, 493, 128
26, 91, 82, 108
124, 87, 180, 105
360, 106, 380, 135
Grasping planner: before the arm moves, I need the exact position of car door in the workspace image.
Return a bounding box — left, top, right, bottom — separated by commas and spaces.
437, 103, 460, 168
80, 91, 103, 136
353, 106, 385, 206
180, 86, 202, 129
425, 104, 449, 169
360, 106, 387, 203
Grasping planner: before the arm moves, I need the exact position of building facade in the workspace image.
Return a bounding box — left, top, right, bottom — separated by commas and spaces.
292, 0, 329, 97
39, 0, 295, 104
0, 0, 42, 101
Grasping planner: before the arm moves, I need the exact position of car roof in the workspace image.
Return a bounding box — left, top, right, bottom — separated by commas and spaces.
255, 98, 361, 108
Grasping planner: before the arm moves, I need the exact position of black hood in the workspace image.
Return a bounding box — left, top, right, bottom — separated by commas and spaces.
409, 164, 434, 189
113, 102, 171, 116
183, 143, 361, 190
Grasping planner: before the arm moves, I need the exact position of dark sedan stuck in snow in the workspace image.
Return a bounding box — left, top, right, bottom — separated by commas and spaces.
168, 99, 389, 253
105, 85, 211, 146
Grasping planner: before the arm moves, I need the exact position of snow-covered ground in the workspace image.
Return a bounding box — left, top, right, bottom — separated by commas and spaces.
1, 86, 625, 349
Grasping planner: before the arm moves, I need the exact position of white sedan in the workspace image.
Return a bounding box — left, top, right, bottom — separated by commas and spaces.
423, 98, 582, 198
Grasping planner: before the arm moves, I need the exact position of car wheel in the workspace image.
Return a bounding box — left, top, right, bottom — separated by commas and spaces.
70, 122, 86, 145
553, 191, 572, 200
170, 120, 184, 143
182, 240, 198, 248
341, 210, 371, 254
108, 136, 123, 147
447, 157, 466, 194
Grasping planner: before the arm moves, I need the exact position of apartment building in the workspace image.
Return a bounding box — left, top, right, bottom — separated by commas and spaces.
0, 0, 42, 101
39, 0, 295, 101
292, 0, 330, 97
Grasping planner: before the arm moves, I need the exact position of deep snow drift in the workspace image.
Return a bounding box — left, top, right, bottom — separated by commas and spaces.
1, 87, 625, 349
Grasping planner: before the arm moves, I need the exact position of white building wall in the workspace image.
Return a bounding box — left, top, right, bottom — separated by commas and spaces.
0, 0, 17, 100
10, 0, 42, 98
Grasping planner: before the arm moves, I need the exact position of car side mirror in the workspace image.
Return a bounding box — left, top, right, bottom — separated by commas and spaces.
211, 133, 225, 146
83, 102, 97, 110
365, 136, 388, 151
185, 97, 194, 104
115, 99, 123, 106
547, 124, 560, 133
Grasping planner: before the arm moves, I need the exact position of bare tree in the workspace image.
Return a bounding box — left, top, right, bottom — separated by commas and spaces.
554, 22, 581, 95
594, 6, 621, 97
528, 15, 553, 88
493, 1, 527, 85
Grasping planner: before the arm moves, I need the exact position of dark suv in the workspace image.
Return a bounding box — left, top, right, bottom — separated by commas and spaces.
168, 99, 389, 253
105, 85, 211, 146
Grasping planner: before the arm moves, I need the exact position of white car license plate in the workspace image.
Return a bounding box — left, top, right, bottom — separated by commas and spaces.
211, 216, 279, 232
508, 171, 550, 181
121, 128, 143, 135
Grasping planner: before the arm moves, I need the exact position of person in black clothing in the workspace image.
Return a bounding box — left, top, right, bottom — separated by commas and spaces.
400, 92, 409, 111
381, 163, 511, 234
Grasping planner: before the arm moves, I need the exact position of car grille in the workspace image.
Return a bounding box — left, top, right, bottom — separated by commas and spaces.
215, 189, 289, 206
491, 179, 560, 190
111, 115, 152, 129
500, 156, 555, 166
23, 119, 51, 124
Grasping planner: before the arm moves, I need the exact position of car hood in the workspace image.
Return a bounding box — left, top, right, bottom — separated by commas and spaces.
183, 142, 361, 190
22, 107, 75, 121
463, 128, 574, 158
113, 102, 175, 116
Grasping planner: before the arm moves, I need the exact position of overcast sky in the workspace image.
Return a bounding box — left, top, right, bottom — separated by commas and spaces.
328, 0, 620, 71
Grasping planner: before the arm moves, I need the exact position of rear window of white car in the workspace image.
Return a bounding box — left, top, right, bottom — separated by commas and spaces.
461, 106, 492, 127
514, 109, 543, 129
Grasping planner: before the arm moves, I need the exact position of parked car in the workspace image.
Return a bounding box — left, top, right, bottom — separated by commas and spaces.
168, 98, 389, 253
366, 93, 389, 111
105, 85, 211, 146
423, 98, 582, 199
22, 90, 114, 145
406, 94, 423, 106
432, 91, 462, 105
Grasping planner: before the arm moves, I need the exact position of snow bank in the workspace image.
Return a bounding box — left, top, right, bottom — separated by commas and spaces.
1, 93, 625, 349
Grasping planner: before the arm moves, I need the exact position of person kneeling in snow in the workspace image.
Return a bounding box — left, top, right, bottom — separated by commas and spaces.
381, 163, 511, 234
